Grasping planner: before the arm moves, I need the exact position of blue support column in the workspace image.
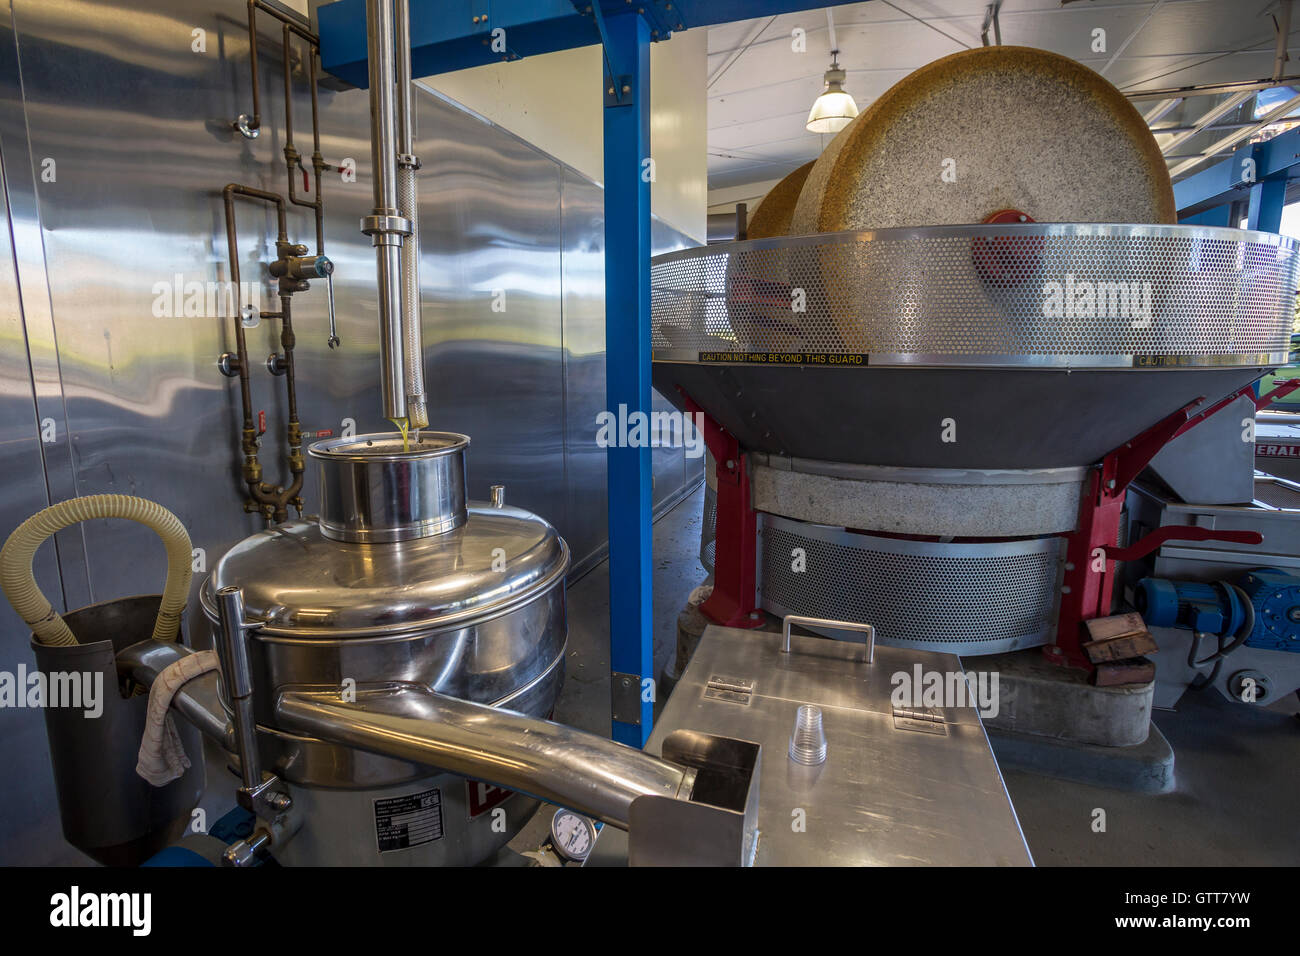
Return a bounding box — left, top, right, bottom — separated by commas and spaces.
1246, 177, 1287, 233
602, 11, 654, 745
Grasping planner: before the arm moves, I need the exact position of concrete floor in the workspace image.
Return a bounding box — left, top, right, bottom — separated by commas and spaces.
1004, 690, 1300, 866
509, 482, 1300, 866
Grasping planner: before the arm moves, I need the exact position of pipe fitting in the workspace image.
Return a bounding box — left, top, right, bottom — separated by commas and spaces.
360, 213, 412, 238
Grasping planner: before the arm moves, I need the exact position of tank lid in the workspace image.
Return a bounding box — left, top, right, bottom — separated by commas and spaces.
202, 504, 568, 637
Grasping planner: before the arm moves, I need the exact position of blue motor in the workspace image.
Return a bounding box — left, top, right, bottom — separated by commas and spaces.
1238, 568, 1300, 653
1136, 577, 1248, 636
1136, 567, 1300, 652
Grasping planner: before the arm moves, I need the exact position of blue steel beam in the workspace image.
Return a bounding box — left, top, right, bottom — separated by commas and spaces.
1174, 127, 1300, 219
319, 0, 862, 86
1179, 205, 1233, 227
1247, 176, 1287, 232
602, 10, 653, 745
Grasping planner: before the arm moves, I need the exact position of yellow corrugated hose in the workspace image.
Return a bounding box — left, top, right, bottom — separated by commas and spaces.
0, 495, 193, 646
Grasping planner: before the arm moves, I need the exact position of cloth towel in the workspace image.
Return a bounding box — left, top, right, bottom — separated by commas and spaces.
136, 649, 221, 786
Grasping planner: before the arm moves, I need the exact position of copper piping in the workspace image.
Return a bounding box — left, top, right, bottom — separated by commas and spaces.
221, 184, 303, 523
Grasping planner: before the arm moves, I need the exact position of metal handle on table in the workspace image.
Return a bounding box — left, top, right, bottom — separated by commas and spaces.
781, 614, 876, 663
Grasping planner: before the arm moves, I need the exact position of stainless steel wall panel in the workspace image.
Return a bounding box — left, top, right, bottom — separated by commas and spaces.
9, 0, 381, 625
413, 93, 567, 536
0, 0, 703, 861
0, 115, 75, 868
560, 170, 608, 572
0, 1, 88, 866
0, 3, 89, 613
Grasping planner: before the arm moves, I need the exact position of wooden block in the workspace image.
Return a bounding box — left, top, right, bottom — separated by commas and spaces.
1083, 630, 1159, 664
1091, 657, 1156, 687
1083, 612, 1147, 643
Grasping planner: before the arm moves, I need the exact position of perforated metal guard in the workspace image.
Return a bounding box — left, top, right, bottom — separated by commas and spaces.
700, 482, 717, 572
759, 515, 1064, 655
652, 224, 1299, 368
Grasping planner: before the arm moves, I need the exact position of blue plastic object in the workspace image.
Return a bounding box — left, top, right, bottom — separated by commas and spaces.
141, 806, 260, 867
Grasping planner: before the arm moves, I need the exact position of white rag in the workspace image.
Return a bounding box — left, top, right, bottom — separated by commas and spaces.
136, 649, 221, 787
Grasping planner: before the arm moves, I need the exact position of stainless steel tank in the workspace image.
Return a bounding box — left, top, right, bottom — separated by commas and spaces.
200, 432, 569, 865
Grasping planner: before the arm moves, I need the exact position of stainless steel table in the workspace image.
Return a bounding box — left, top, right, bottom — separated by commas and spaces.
589, 624, 1033, 866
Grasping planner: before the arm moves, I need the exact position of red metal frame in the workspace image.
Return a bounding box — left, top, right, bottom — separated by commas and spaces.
682, 372, 1300, 659
1050, 376, 1300, 669
680, 391, 765, 629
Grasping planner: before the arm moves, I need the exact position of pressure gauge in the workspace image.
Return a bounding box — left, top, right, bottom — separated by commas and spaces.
549, 809, 597, 863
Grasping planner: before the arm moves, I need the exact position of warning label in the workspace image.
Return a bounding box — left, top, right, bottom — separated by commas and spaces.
698, 350, 868, 366
374, 787, 444, 853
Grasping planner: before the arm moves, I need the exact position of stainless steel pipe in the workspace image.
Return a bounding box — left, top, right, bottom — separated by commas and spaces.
275, 686, 694, 829
395, 0, 428, 429
363, 0, 410, 423
366, 0, 398, 215
118, 640, 233, 751
216, 585, 262, 791
376, 241, 406, 421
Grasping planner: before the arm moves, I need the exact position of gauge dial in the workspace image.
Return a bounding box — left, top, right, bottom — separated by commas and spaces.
550, 809, 597, 862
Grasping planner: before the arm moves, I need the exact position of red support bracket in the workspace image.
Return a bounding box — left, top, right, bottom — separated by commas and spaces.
1252, 376, 1300, 410
1051, 377, 1276, 669
679, 390, 765, 629
1104, 526, 1263, 563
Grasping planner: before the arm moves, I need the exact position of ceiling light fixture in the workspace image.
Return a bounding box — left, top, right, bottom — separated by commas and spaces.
806, 11, 857, 134
806, 54, 859, 133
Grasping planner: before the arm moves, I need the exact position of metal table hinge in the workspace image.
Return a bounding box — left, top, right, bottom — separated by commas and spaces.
704, 674, 755, 705
893, 706, 948, 735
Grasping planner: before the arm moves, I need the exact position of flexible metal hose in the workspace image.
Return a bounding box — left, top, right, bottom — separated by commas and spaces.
398, 162, 427, 429
0, 495, 193, 646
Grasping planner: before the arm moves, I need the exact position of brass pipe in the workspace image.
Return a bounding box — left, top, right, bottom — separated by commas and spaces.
243, 0, 261, 134
222, 185, 304, 523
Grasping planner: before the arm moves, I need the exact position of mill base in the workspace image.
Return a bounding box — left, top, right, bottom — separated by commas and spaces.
976, 649, 1155, 747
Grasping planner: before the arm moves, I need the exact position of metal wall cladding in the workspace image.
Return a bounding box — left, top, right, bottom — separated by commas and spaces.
0, 0, 701, 863
0, 10, 66, 864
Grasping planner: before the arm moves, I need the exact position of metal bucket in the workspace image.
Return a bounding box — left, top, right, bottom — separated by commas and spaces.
309, 432, 469, 542
30, 595, 204, 865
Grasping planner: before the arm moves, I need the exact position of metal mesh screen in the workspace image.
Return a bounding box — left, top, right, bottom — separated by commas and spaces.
759, 517, 1063, 656
652, 225, 1299, 365
700, 482, 717, 572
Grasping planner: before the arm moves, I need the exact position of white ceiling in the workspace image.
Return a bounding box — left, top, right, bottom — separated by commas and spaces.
707, 0, 1300, 206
